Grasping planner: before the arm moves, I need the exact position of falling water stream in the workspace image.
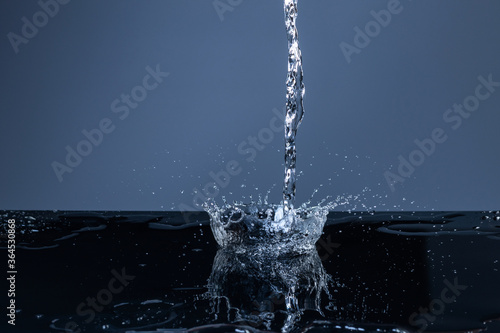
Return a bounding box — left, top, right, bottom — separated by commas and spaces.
283, 0, 305, 216
205, 0, 330, 254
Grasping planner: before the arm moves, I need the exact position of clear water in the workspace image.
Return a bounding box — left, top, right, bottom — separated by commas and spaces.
205, 0, 321, 254
206, 202, 328, 255
3, 3, 498, 333
204, 190, 370, 255
283, 0, 305, 215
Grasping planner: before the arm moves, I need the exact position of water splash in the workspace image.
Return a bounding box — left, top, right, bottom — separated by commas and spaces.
205, 201, 328, 255
204, 189, 374, 254
283, 0, 305, 216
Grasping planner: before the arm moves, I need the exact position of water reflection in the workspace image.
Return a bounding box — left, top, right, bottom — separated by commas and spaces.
40, 211, 500, 333
205, 248, 331, 332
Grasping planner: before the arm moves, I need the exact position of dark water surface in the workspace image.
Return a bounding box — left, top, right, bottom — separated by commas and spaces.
1, 210, 499, 333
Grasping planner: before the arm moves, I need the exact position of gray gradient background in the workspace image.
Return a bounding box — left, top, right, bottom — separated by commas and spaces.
1, 0, 499, 211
